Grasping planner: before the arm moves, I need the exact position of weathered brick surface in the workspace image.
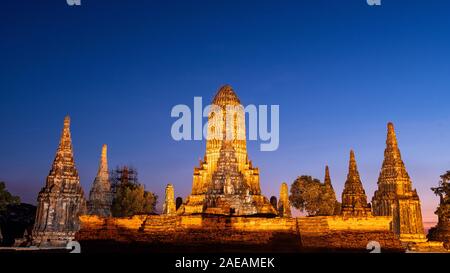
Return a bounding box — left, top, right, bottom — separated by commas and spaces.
76, 215, 405, 252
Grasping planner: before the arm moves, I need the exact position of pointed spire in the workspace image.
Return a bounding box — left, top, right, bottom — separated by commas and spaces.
57, 115, 73, 156
341, 149, 371, 217
47, 116, 77, 186
348, 149, 359, 178
324, 165, 333, 188
377, 122, 412, 193
97, 144, 108, 178
87, 144, 112, 217
91, 144, 110, 189
384, 122, 403, 164
323, 165, 337, 215
64, 115, 70, 128
387, 122, 398, 148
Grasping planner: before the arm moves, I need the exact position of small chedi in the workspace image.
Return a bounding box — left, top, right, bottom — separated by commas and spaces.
32, 116, 86, 247
163, 184, 176, 215
323, 165, 339, 215
372, 123, 425, 241
179, 85, 276, 216
341, 150, 372, 217
87, 144, 112, 217
278, 182, 291, 217
323, 166, 334, 195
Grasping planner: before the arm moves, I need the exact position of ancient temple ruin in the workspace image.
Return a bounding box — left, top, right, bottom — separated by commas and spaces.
323, 165, 339, 215
179, 85, 276, 216
372, 123, 425, 241
32, 116, 86, 247
324, 166, 334, 194
278, 183, 291, 217
163, 184, 176, 215
341, 150, 372, 217
87, 144, 113, 217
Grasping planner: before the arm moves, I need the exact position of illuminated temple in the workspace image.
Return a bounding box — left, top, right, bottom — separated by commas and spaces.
372, 123, 426, 241
178, 85, 276, 216
29, 90, 448, 252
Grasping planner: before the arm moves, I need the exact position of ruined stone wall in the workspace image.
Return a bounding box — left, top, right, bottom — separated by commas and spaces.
325, 216, 392, 231
76, 215, 405, 252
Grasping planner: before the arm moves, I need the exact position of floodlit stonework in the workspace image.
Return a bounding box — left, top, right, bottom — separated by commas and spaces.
28, 113, 439, 252
179, 85, 276, 216
163, 184, 177, 215
87, 144, 113, 217
76, 215, 405, 252
341, 150, 372, 217
372, 123, 426, 242
278, 182, 291, 217
32, 116, 86, 247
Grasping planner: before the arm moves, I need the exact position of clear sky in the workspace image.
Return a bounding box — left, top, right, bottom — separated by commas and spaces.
1, 0, 449, 222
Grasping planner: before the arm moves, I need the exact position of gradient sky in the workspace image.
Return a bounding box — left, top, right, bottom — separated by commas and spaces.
1, 0, 450, 222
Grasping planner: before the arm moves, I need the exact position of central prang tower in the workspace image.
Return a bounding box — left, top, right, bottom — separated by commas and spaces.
180, 85, 276, 216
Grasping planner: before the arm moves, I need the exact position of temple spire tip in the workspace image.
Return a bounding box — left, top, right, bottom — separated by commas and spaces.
350, 149, 355, 159
324, 165, 332, 187
386, 121, 398, 146
64, 115, 70, 128
101, 144, 107, 155
349, 150, 358, 173
388, 122, 395, 132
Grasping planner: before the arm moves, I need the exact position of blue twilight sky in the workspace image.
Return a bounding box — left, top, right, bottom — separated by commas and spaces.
1, 0, 450, 221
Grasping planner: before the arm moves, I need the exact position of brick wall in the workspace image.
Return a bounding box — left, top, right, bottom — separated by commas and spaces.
76, 215, 404, 252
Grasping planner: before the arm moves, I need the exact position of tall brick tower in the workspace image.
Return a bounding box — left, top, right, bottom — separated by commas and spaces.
181, 85, 275, 215
32, 116, 86, 246
372, 122, 425, 241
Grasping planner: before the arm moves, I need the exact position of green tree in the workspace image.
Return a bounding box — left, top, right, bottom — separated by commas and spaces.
289, 176, 322, 216
110, 167, 158, 217
112, 184, 158, 217
0, 182, 20, 213
289, 176, 339, 216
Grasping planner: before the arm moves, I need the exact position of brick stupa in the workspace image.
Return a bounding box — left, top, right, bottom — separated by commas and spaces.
341, 150, 372, 217
87, 144, 112, 217
372, 122, 425, 241
32, 116, 86, 247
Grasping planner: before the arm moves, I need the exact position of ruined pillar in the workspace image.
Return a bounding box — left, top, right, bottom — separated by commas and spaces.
278, 182, 291, 217
163, 184, 177, 215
